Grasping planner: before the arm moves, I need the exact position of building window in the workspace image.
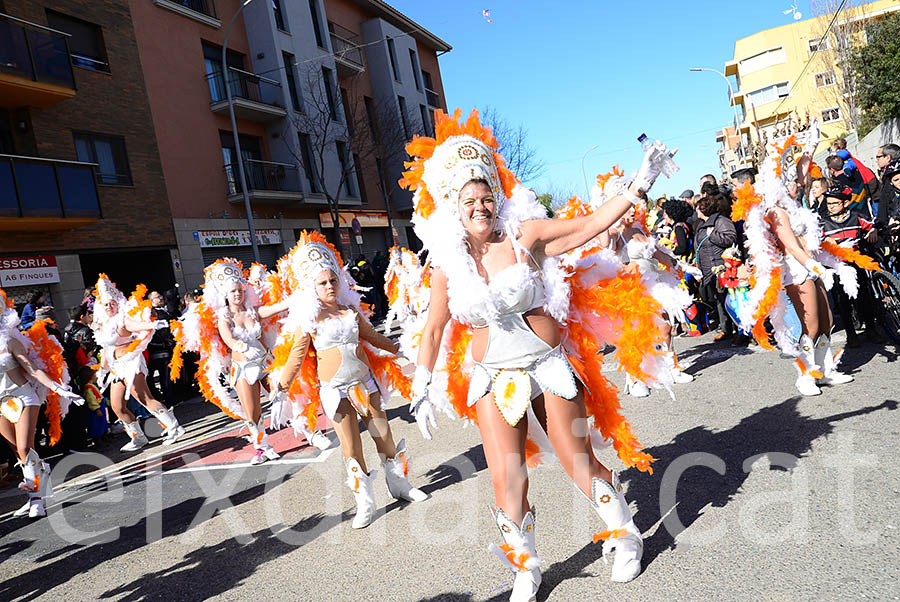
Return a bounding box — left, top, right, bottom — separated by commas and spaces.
299, 133, 319, 193
808, 36, 830, 53
336, 141, 354, 197
322, 67, 338, 120
747, 81, 790, 107
398, 96, 409, 138
419, 104, 431, 136
364, 96, 378, 139
409, 49, 422, 90
203, 42, 244, 102
353, 153, 367, 203
272, 0, 288, 32
74, 132, 132, 185
46, 10, 109, 72
814, 71, 835, 88
375, 157, 389, 203
308, 0, 325, 48
387, 37, 401, 81
341, 88, 353, 135
283, 52, 301, 111
821, 107, 842, 123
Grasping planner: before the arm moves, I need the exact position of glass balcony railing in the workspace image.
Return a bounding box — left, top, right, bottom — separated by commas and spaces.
224, 160, 301, 197
0, 154, 101, 219
0, 13, 76, 91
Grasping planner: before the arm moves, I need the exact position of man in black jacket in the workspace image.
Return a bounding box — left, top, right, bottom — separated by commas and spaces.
694, 193, 737, 340
148, 290, 176, 405
875, 144, 900, 231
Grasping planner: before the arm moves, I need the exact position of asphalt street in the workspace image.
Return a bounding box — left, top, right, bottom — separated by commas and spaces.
1, 331, 898, 602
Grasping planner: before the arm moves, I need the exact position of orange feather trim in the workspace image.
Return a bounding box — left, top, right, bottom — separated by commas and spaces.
820, 239, 881, 271
750, 267, 783, 350
592, 528, 628, 544
25, 320, 65, 446
445, 320, 475, 422
524, 437, 543, 468
555, 196, 593, 220
731, 180, 762, 222
595, 165, 624, 190
774, 136, 798, 179
362, 345, 412, 400
497, 544, 535, 571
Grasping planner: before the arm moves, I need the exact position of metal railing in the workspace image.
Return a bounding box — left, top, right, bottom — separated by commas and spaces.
328, 22, 363, 70
0, 12, 75, 89
207, 67, 283, 107
424, 87, 440, 109
0, 154, 100, 218
172, 0, 217, 19
224, 159, 301, 196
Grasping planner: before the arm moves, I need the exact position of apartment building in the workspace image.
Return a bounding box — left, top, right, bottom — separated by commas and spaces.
131, 0, 450, 288
0, 1, 177, 320
716, 0, 900, 175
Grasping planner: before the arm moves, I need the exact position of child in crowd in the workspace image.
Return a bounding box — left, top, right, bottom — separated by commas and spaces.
81, 367, 109, 439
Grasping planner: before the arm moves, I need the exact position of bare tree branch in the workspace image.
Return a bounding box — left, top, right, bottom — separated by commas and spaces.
480, 106, 546, 182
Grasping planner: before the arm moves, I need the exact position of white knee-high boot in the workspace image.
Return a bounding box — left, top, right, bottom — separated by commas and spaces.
590, 471, 643, 583
382, 439, 428, 502
14, 449, 52, 518
814, 334, 853, 385
346, 457, 376, 529
155, 407, 185, 445
120, 420, 150, 452
245, 418, 279, 465
489, 507, 541, 602
794, 334, 822, 396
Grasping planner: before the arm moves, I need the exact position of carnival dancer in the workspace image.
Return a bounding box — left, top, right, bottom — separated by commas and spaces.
0, 288, 84, 518
247, 262, 331, 451
268, 231, 427, 529
169, 259, 290, 464
731, 120, 879, 396
599, 197, 697, 397
92, 275, 185, 452
399, 109, 674, 599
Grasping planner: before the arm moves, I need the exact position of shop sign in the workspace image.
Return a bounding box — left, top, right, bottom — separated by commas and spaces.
0, 256, 59, 286
319, 211, 389, 228
195, 229, 282, 248
339, 230, 351, 246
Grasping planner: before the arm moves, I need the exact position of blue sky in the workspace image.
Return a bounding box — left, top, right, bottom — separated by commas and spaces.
388, 0, 817, 199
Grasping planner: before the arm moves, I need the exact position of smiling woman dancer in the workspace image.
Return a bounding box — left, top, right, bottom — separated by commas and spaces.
398, 110, 671, 601
91, 275, 185, 452
268, 232, 427, 529
1, 288, 83, 518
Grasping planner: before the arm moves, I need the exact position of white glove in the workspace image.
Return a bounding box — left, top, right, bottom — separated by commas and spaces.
51, 383, 85, 405
633, 143, 677, 193
804, 258, 827, 281
410, 365, 432, 413
803, 118, 820, 156
678, 261, 702, 278
153, 320, 169, 330
414, 397, 437, 441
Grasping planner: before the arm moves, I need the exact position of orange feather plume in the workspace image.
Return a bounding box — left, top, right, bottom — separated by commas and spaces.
25, 320, 65, 445
750, 267, 782, 350
821, 239, 881, 271
362, 346, 412, 400
444, 320, 475, 422
731, 180, 762, 222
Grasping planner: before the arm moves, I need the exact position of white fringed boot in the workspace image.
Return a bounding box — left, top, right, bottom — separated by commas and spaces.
590, 471, 643, 583
794, 334, 822, 396
245, 418, 279, 465
156, 407, 185, 445
382, 438, 428, 502
14, 449, 52, 518
120, 420, 150, 452
489, 507, 541, 602
814, 334, 853, 385
346, 457, 376, 529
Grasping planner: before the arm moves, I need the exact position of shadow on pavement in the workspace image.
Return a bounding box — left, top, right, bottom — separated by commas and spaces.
420, 444, 487, 496
534, 396, 897, 601
676, 340, 754, 376
839, 341, 898, 373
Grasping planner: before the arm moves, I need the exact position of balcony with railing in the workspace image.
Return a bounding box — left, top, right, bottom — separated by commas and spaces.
0, 12, 76, 108
224, 159, 303, 205
0, 154, 101, 230
424, 88, 441, 110
207, 67, 286, 122
153, 0, 220, 28
328, 22, 364, 77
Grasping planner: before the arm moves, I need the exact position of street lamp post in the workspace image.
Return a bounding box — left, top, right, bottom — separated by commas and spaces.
224, 0, 260, 263
690, 67, 745, 167
581, 144, 600, 199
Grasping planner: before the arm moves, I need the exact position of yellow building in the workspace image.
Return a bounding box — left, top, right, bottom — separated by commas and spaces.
718, 0, 900, 173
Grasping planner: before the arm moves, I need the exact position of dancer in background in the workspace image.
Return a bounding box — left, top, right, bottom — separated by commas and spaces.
91, 275, 184, 451
269, 232, 426, 529
1, 288, 83, 518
